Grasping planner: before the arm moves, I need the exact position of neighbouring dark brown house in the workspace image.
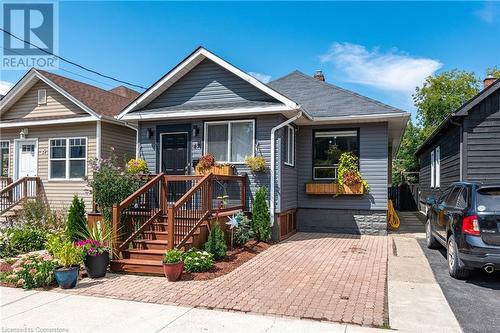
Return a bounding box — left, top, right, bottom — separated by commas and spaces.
416, 75, 500, 212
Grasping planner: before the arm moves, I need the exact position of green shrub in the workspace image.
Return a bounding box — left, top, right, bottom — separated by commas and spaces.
48, 234, 85, 268
4, 226, 48, 256
252, 187, 271, 242
183, 249, 214, 272
66, 196, 87, 242
336, 152, 369, 193
163, 248, 183, 264
204, 221, 227, 260
15, 196, 65, 232
0, 252, 58, 289
234, 212, 254, 246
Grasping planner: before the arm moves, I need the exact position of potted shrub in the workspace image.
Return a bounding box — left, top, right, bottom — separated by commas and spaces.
162, 248, 184, 281
76, 239, 109, 278
49, 235, 85, 289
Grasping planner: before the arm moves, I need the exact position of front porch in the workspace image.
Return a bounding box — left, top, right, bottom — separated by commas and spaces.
97, 172, 247, 275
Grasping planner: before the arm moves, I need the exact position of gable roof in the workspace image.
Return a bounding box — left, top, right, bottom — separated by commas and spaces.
268, 70, 405, 118
0, 68, 139, 119
416, 78, 500, 155
118, 47, 301, 119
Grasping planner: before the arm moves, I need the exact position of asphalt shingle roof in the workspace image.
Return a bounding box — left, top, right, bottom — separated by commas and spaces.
36, 70, 139, 117
268, 70, 404, 118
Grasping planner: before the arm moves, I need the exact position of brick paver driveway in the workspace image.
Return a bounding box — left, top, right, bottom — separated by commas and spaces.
61, 233, 388, 327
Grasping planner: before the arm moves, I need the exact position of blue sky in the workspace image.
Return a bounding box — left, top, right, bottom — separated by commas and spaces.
1, 1, 499, 117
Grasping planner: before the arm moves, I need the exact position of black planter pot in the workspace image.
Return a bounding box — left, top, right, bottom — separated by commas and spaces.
84, 251, 109, 278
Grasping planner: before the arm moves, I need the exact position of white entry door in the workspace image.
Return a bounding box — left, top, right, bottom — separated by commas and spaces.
17, 141, 37, 178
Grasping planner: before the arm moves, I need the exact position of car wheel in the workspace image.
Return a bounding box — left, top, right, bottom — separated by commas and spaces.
447, 235, 469, 279
426, 219, 440, 249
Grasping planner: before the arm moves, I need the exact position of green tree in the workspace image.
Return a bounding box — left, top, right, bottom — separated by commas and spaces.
414, 69, 480, 136
204, 221, 227, 260
66, 195, 87, 242
252, 187, 271, 242
392, 120, 423, 185
487, 66, 500, 78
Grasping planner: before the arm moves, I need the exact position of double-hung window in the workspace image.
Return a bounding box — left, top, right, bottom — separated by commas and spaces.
204, 120, 254, 163
313, 130, 358, 180
284, 125, 295, 166
49, 138, 87, 180
0, 141, 9, 177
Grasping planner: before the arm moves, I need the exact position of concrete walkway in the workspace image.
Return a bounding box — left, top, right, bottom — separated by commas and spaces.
1, 287, 398, 333
388, 212, 462, 333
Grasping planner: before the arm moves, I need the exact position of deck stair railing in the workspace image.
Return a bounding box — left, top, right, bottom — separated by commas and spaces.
0, 177, 40, 215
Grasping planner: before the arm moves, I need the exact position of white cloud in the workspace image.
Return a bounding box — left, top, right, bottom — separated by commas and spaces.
320, 42, 442, 94
0, 81, 14, 96
475, 2, 499, 24
249, 72, 272, 83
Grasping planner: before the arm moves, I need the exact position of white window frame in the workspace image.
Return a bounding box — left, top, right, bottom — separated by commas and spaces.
203, 119, 255, 164
37, 89, 47, 105
48, 137, 88, 181
0, 140, 10, 177
435, 146, 440, 188
284, 125, 295, 167
430, 150, 435, 188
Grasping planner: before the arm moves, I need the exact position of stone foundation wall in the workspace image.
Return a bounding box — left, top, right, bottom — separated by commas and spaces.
296, 208, 387, 236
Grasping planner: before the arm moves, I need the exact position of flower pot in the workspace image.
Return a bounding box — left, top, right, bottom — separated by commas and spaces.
54, 265, 80, 289
84, 251, 109, 278
342, 183, 363, 194
163, 262, 184, 281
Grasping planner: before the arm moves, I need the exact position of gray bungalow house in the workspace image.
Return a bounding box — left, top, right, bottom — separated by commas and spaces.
118, 47, 409, 238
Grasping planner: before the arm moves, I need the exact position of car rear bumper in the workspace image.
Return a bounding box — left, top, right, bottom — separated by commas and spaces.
459, 236, 500, 269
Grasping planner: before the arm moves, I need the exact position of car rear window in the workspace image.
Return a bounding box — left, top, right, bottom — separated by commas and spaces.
477, 187, 500, 210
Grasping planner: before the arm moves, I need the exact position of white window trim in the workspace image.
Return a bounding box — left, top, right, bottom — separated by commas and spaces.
0, 140, 10, 177
430, 150, 435, 188
284, 125, 295, 167
48, 137, 88, 181
37, 89, 47, 105
435, 146, 440, 188
203, 119, 255, 164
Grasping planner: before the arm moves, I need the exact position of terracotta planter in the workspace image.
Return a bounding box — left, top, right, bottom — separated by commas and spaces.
163, 262, 184, 281
195, 165, 234, 176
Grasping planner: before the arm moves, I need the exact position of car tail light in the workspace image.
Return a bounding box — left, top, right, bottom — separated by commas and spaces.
462, 215, 480, 236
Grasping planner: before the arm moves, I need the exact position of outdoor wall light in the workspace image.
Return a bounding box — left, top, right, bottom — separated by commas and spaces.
20, 128, 29, 139
192, 125, 200, 137
147, 128, 154, 139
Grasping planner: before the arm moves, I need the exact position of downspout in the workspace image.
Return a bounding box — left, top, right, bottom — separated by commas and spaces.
96, 120, 102, 159
122, 122, 140, 159
270, 110, 302, 226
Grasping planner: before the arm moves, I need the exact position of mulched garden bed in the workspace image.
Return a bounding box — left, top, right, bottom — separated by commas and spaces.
179, 240, 270, 281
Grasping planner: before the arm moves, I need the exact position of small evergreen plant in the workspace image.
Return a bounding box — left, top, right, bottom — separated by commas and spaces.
204, 221, 227, 260
66, 196, 87, 242
252, 187, 271, 242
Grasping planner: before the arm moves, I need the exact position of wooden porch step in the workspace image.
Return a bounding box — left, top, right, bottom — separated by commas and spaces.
132, 239, 169, 250
110, 258, 163, 276
143, 229, 201, 240
123, 248, 165, 261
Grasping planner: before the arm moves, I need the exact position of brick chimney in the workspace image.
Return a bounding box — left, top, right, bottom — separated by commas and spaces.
313, 70, 325, 82
483, 74, 497, 89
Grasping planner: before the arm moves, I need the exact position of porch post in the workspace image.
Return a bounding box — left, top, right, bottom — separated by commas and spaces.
167, 206, 174, 250
112, 204, 120, 259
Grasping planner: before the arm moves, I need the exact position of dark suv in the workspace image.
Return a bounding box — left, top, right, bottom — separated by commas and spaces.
426, 182, 500, 279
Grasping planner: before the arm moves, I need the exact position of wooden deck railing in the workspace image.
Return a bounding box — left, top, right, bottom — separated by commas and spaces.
0, 177, 12, 190
111, 172, 247, 256
0, 177, 40, 215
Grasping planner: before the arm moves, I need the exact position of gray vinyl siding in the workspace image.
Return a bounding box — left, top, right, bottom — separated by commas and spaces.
464, 88, 500, 183
296, 122, 388, 211
137, 114, 283, 211
101, 122, 136, 163
142, 59, 276, 110
418, 125, 461, 202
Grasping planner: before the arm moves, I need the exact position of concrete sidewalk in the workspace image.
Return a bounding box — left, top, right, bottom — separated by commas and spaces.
388, 223, 462, 333
1, 287, 397, 333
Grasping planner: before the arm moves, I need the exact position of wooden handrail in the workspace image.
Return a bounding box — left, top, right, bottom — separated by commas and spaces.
173, 173, 212, 209
118, 210, 162, 251
0, 176, 38, 195
118, 173, 165, 208
176, 210, 212, 249
0, 176, 40, 215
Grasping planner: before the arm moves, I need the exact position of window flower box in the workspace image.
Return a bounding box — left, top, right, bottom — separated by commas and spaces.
195, 165, 234, 176
305, 182, 363, 195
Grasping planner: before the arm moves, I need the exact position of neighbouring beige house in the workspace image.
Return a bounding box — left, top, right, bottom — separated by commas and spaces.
0, 69, 139, 213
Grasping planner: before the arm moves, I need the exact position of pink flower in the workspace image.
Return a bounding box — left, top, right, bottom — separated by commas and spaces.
13, 267, 23, 273
29, 268, 37, 274
16, 278, 25, 286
